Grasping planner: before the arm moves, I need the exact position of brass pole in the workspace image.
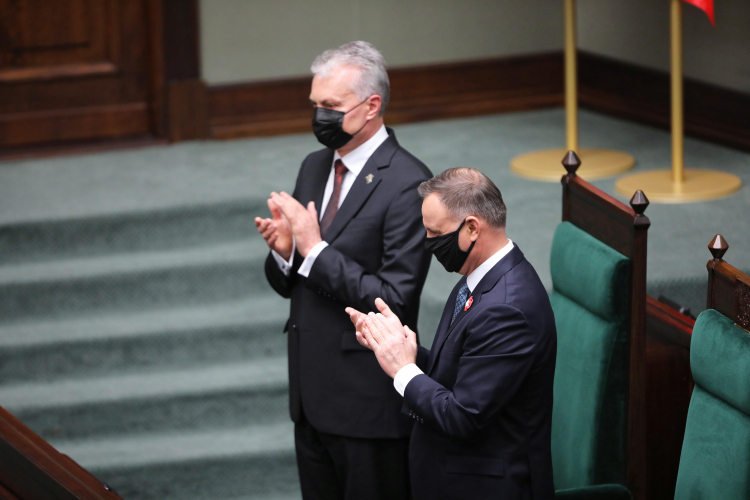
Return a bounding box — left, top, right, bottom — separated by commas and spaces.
671, 0, 684, 183
564, 0, 578, 153
616, 0, 741, 202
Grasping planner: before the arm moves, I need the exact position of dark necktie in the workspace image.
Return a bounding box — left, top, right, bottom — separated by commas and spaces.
451, 280, 470, 325
319, 159, 347, 237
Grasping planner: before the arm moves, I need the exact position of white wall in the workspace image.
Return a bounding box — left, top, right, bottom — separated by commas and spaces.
578, 0, 750, 93
199, 0, 564, 85
200, 0, 750, 93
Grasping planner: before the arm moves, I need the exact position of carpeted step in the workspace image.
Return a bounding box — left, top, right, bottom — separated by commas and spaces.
1, 357, 290, 441
0, 295, 288, 383
0, 200, 267, 265
53, 423, 299, 500
0, 239, 274, 321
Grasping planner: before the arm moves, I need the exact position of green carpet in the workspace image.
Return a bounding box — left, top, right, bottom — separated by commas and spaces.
0, 108, 748, 499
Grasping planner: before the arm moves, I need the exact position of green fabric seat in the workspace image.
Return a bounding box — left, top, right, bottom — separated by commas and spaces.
673, 309, 750, 500
549, 222, 631, 490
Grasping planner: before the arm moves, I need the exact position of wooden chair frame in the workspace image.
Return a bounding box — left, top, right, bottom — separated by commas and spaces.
0, 404, 121, 499
706, 235, 750, 331
560, 152, 649, 500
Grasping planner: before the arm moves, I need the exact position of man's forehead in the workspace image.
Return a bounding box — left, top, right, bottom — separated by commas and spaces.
422, 194, 452, 223
311, 65, 358, 98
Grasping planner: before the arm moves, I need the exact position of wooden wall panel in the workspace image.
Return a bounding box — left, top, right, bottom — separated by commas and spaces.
0, 0, 153, 148
579, 51, 750, 153
0, 0, 122, 82
206, 49, 750, 154
208, 53, 564, 139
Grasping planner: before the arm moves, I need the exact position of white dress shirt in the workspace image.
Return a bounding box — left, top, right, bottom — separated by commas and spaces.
272, 125, 389, 276
393, 239, 515, 396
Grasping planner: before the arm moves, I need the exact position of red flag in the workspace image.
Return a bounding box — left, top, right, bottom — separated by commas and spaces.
682, 0, 715, 25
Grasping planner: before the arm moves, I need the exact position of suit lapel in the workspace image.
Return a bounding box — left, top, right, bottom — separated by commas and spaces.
426, 245, 526, 375
322, 131, 399, 243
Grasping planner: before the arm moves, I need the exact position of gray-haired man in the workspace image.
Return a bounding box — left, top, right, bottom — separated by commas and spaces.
255, 41, 432, 499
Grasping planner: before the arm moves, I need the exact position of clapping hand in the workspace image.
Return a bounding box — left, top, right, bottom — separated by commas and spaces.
269, 191, 322, 258
255, 198, 293, 260
346, 298, 418, 379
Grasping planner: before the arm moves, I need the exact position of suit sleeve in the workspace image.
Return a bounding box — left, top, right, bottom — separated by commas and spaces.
416, 346, 430, 370
305, 177, 431, 321
264, 251, 302, 299
403, 304, 536, 441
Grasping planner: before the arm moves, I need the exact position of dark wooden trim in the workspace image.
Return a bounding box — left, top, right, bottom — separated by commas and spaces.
206, 49, 750, 151
166, 79, 209, 141
561, 171, 650, 500
151, 0, 208, 141
162, 0, 201, 81
644, 296, 694, 500
0, 483, 21, 500
0, 103, 151, 147
0, 405, 121, 500
646, 296, 694, 349
707, 254, 750, 331
0, 62, 118, 83
578, 51, 750, 153
0, 136, 166, 163
207, 52, 564, 139
147, 0, 166, 138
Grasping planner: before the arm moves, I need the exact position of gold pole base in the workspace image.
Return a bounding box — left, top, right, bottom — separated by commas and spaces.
510, 148, 635, 181
615, 169, 742, 203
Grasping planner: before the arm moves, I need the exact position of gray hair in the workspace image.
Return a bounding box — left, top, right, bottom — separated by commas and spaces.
418, 168, 507, 230
311, 41, 390, 116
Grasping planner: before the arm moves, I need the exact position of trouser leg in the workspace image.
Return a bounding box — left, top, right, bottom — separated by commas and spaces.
319, 430, 411, 500
294, 417, 343, 500
294, 416, 411, 500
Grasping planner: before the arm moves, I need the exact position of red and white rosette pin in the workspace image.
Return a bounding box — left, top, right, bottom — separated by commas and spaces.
464, 296, 473, 311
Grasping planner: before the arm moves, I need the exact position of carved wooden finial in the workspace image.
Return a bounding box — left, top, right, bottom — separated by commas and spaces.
562, 150, 581, 175
708, 234, 728, 260
630, 190, 649, 215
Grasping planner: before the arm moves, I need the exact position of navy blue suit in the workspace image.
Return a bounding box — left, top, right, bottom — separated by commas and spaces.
404, 245, 557, 500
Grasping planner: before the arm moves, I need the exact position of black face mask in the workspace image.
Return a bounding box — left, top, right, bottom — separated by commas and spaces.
312, 99, 369, 150
424, 219, 476, 273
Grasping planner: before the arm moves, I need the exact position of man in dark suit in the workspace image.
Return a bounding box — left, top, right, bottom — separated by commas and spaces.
254, 41, 432, 500
347, 167, 557, 500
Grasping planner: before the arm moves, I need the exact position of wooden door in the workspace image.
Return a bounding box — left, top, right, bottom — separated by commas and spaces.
0, 0, 159, 148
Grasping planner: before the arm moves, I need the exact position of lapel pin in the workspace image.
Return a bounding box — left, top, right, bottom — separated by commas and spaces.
365, 173, 374, 184
464, 296, 473, 311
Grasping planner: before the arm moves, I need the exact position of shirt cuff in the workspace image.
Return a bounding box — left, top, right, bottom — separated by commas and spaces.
297, 241, 328, 278
393, 363, 424, 397
271, 239, 296, 276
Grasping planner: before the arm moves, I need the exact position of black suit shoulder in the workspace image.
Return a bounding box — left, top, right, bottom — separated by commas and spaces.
390, 146, 433, 181
302, 147, 331, 166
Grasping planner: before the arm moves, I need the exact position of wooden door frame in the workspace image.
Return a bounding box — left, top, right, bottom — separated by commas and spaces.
148, 0, 209, 142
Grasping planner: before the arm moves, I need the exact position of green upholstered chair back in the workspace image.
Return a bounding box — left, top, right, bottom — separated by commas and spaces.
674, 309, 750, 500
549, 222, 631, 490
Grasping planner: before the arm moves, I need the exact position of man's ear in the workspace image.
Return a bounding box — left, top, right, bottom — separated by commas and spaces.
366, 95, 382, 119
465, 216, 481, 241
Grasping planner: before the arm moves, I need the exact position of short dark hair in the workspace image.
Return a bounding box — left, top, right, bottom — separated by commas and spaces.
418, 168, 507, 230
